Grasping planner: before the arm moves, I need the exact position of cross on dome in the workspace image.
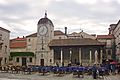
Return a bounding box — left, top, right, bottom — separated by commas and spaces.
45, 10, 47, 18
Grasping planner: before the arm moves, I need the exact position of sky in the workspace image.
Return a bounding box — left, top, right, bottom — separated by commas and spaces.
0, 0, 120, 38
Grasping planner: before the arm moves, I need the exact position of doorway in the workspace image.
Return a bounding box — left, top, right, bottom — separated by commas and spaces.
40, 59, 44, 66
22, 57, 27, 66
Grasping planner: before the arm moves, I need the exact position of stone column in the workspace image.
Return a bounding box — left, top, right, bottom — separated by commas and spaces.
51, 49, 54, 66
100, 50, 103, 64
89, 50, 92, 65
70, 49, 72, 63
60, 49, 63, 66
95, 50, 98, 64
79, 48, 82, 64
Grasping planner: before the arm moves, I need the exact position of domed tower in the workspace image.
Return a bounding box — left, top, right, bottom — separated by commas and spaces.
36, 12, 54, 66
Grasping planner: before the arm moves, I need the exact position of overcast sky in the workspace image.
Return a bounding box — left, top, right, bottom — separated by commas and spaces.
0, 0, 120, 38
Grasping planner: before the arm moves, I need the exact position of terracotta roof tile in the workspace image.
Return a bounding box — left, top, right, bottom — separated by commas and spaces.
97, 35, 115, 39
10, 42, 26, 48
10, 37, 26, 48
49, 38, 105, 47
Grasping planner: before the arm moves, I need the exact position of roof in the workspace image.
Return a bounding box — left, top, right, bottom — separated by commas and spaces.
97, 35, 115, 39
10, 37, 26, 41
54, 30, 65, 36
0, 27, 10, 33
10, 37, 26, 48
110, 24, 116, 27
10, 42, 26, 48
26, 33, 37, 37
49, 38, 105, 47
26, 30, 65, 37
38, 18, 54, 27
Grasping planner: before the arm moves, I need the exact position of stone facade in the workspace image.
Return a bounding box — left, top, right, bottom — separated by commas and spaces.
0, 27, 10, 66
109, 20, 120, 62
97, 35, 115, 60
10, 37, 35, 66
36, 15, 54, 66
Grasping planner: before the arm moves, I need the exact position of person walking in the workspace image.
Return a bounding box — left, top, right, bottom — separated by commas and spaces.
92, 64, 97, 79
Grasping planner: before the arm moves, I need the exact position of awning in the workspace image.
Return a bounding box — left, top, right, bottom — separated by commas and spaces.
10, 52, 34, 57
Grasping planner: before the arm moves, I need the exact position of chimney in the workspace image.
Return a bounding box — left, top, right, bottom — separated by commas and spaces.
65, 27, 67, 35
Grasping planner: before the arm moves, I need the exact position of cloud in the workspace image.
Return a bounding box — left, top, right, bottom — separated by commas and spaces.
0, 0, 8, 5
0, 0, 120, 38
47, 0, 120, 34
75, 0, 97, 4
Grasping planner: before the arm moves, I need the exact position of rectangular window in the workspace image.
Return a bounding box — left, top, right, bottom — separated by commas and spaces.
0, 34, 2, 40
16, 58, 19, 62
29, 58, 32, 62
5, 45, 7, 54
0, 45, 2, 50
0, 37, 2, 40
50, 59, 52, 62
28, 39, 30, 42
5, 58, 6, 63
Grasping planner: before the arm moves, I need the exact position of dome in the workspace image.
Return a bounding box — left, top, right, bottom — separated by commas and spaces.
37, 12, 54, 27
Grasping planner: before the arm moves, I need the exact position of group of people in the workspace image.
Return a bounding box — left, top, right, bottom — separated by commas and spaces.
91, 62, 120, 79
0, 61, 119, 79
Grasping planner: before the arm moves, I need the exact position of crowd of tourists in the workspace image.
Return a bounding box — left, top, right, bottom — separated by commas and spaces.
0, 61, 120, 79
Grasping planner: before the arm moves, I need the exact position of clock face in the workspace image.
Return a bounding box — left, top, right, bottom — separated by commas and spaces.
38, 25, 48, 36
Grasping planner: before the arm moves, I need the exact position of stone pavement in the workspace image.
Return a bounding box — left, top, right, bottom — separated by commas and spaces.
0, 73, 120, 80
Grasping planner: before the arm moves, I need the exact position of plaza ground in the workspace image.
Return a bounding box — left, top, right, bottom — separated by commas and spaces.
0, 72, 120, 80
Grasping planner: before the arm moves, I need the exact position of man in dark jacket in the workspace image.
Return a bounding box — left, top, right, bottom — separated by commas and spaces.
92, 64, 97, 79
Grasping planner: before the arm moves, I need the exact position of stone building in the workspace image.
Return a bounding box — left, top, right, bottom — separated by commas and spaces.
53, 30, 67, 39
109, 20, 120, 62
10, 13, 105, 66
68, 31, 96, 39
10, 37, 35, 66
49, 38, 104, 66
0, 27, 10, 66
97, 35, 115, 60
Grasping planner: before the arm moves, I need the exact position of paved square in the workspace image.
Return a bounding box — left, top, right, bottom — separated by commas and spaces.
0, 72, 120, 80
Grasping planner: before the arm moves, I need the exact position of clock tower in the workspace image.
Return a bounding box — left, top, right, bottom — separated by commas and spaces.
36, 12, 54, 66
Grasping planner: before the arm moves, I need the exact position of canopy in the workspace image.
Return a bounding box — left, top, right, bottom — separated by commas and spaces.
10, 52, 34, 57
